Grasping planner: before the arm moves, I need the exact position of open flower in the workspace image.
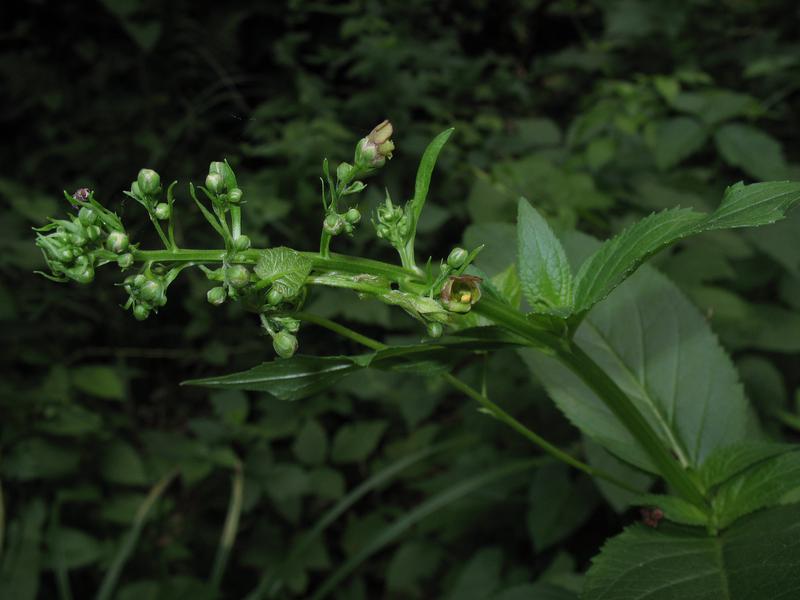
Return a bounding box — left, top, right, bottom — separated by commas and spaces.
440, 275, 482, 313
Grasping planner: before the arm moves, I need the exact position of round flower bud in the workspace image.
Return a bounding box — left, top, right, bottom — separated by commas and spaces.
78, 207, 98, 225
133, 274, 146, 287
154, 203, 170, 220
427, 322, 443, 338
337, 161, 354, 182
69, 258, 94, 284
56, 247, 74, 263
205, 172, 224, 195
272, 330, 298, 358
85, 225, 102, 242
117, 253, 134, 269
106, 231, 130, 254
133, 304, 150, 321
138, 279, 164, 304
137, 169, 161, 196
208, 161, 225, 176
267, 288, 283, 306
207, 286, 227, 306
226, 264, 250, 289
227, 188, 243, 204
323, 213, 344, 236
344, 208, 361, 224
233, 235, 251, 251
70, 232, 87, 247
447, 247, 469, 269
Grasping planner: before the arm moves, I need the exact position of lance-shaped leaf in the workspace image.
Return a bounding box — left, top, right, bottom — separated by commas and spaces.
583, 502, 800, 600
254, 247, 313, 297
573, 181, 800, 313
517, 198, 574, 315
184, 330, 526, 401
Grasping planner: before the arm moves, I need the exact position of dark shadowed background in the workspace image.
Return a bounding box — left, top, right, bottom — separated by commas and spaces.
2, 1, 800, 598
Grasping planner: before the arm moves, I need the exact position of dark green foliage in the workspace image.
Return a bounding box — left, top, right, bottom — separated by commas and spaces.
4, 1, 800, 599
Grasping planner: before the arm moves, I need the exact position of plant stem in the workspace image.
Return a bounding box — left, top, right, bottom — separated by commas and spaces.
95, 470, 178, 600
127, 245, 704, 505
474, 297, 708, 508
319, 230, 332, 258
294, 312, 639, 494
210, 460, 244, 591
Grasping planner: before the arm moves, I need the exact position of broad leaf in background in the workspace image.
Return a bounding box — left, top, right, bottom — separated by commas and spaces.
574, 181, 800, 313
583, 502, 800, 600
524, 233, 751, 473
254, 247, 312, 297
697, 441, 796, 491
650, 116, 707, 171
714, 123, 789, 181
517, 198, 574, 315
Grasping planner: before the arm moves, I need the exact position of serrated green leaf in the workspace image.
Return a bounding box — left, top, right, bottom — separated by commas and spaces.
517, 198, 574, 314
524, 233, 751, 473
711, 450, 800, 529
698, 442, 796, 491
583, 502, 800, 600
254, 247, 312, 297
574, 181, 800, 313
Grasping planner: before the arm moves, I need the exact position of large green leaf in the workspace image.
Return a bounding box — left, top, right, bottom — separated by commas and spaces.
254, 247, 313, 297
574, 181, 800, 313
582, 502, 800, 600
651, 116, 707, 170
517, 198, 574, 315
524, 233, 751, 473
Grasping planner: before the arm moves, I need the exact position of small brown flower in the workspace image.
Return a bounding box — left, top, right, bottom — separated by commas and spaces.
440, 275, 482, 313
72, 188, 91, 201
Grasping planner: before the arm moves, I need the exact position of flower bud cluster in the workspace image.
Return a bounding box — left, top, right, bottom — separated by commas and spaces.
260, 315, 301, 358
374, 193, 411, 246
322, 207, 362, 237
123, 271, 168, 321
36, 189, 132, 284
205, 161, 244, 205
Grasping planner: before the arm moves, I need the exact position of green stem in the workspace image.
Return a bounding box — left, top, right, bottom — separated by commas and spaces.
231, 206, 242, 240
95, 470, 178, 600
210, 460, 244, 591
147, 213, 172, 249
294, 312, 639, 494
474, 297, 707, 508
319, 230, 332, 258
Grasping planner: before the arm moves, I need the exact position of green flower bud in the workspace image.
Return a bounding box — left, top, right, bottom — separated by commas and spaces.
85, 224, 102, 242
154, 203, 170, 220
209, 161, 225, 176
78, 207, 98, 226
133, 304, 150, 321
267, 288, 283, 306
427, 322, 443, 338
117, 253, 134, 268
68, 257, 94, 284
205, 172, 224, 195
226, 264, 250, 289
207, 286, 227, 306
227, 188, 243, 204
133, 274, 146, 287
337, 162, 354, 183
138, 279, 164, 304
137, 169, 161, 196
323, 213, 345, 236
344, 208, 361, 224
70, 232, 87, 247
447, 247, 469, 269
233, 235, 251, 251
106, 231, 130, 253
272, 330, 298, 358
